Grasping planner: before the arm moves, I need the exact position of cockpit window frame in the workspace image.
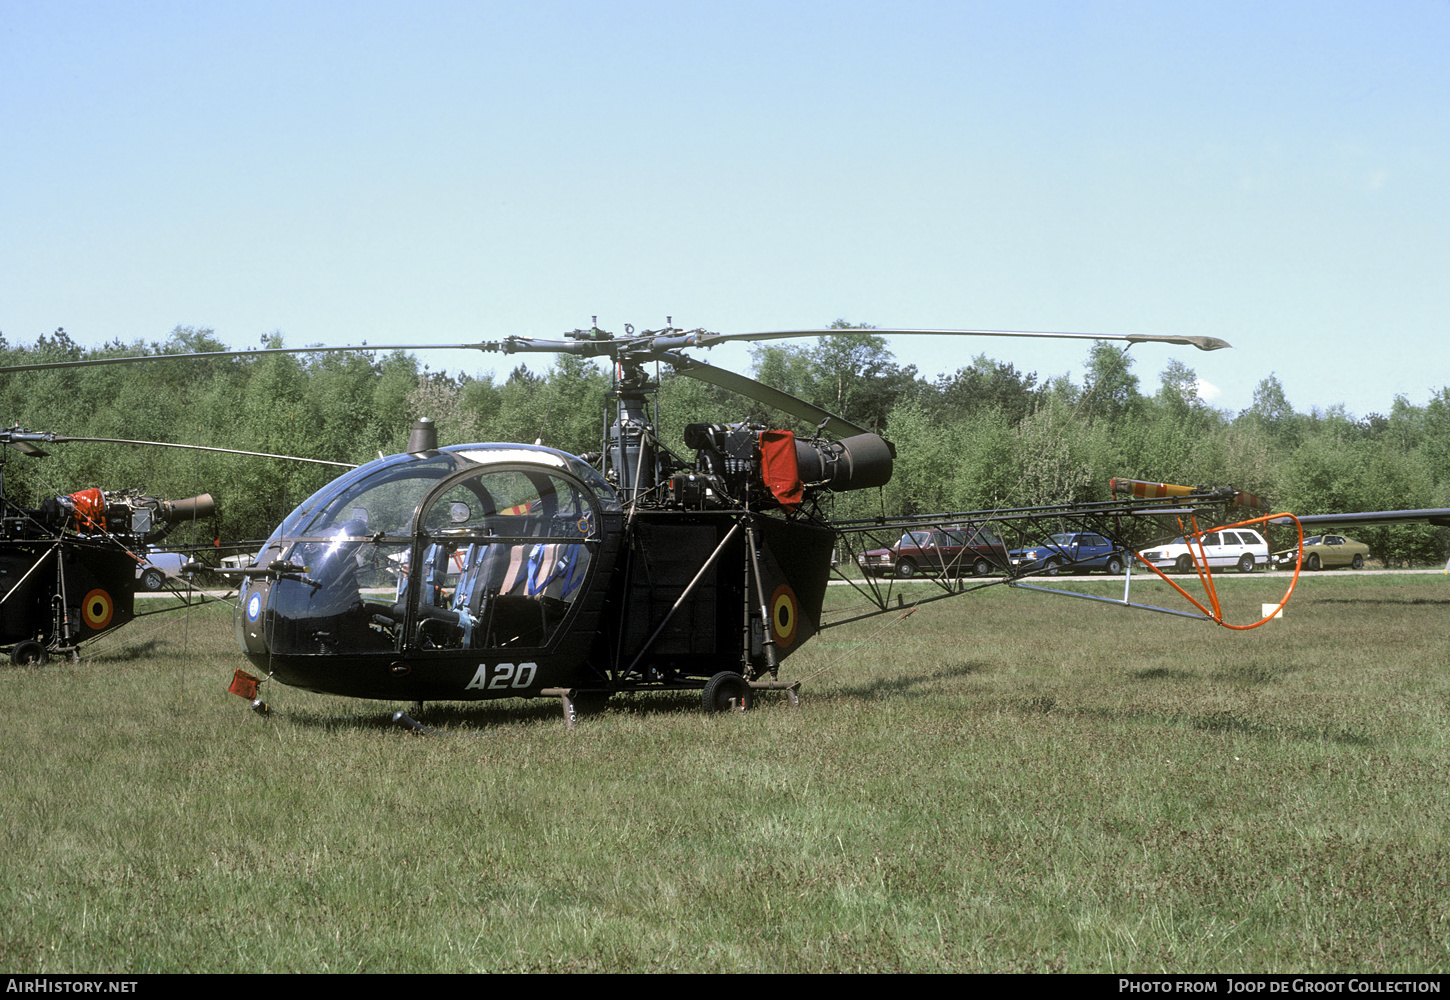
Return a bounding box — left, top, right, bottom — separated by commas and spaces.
398, 460, 608, 655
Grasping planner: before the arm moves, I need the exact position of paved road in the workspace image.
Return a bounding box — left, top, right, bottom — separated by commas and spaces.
830, 568, 1447, 585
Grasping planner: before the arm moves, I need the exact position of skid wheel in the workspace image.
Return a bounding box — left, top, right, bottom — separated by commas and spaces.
10, 641, 47, 666
701, 671, 752, 713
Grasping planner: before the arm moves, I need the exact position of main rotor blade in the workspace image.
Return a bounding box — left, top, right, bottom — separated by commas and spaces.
0, 343, 508, 374
0, 326, 1229, 376
1271, 508, 1450, 528
51, 437, 358, 468
648, 352, 876, 441
671, 328, 1233, 352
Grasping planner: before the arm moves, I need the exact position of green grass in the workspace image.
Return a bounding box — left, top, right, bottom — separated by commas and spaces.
2, 574, 1449, 972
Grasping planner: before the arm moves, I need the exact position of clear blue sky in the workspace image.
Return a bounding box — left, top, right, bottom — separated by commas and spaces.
3, 1, 1446, 420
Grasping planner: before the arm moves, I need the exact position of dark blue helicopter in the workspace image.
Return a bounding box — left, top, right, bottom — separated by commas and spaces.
9, 322, 1317, 722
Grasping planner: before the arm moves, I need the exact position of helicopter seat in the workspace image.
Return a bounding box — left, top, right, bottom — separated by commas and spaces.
382, 541, 472, 648
476, 514, 550, 596
403, 511, 596, 650
401, 534, 534, 650
525, 541, 589, 599
448, 517, 571, 648
420, 541, 454, 608
448, 543, 490, 646
394, 541, 456, 607
452, 532, 539, 647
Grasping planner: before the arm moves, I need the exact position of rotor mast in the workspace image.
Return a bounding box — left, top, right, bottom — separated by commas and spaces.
580, 320, 665, 504
607, 360, 657, 504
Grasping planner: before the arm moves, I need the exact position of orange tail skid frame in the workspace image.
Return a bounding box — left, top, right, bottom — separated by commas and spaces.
1130, 512, 1304, 629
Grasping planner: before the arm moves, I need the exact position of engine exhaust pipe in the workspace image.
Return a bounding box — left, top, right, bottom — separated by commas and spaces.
795, 433, 894, 492
161, 494, 216, 524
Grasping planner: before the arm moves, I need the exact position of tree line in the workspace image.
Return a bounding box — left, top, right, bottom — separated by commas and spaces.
0, 324, 1445, 566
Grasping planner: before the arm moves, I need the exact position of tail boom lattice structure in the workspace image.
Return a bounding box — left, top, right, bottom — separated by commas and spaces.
825, 481, 1297, 631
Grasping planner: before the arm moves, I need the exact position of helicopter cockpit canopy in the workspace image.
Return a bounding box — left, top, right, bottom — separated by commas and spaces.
239, 444, 620, 660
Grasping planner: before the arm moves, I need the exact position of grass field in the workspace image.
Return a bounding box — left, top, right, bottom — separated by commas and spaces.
2, 572, 1448, 972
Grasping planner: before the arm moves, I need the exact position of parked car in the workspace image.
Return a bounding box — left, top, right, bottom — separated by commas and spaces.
1137, 528, 1269, 573
1009, 532, 1126, 575
857, 527, 1009, 578
1273, 534, 1370, 571
136, 548, 189, 591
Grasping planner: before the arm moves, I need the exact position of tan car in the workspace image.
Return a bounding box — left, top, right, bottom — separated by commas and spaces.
1273, 534, 1371, 571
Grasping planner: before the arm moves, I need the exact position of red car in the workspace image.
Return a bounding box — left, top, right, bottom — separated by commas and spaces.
857, 527, 1009, 578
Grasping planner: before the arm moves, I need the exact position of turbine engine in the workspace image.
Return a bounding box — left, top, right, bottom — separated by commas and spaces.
674, 423, 893, 511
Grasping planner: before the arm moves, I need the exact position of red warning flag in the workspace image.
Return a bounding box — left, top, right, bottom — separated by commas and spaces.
228, 669, 260, 700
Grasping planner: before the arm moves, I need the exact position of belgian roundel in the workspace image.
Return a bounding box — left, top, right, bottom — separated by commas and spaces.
769, 583, 799, 649
82, 589, 114, 631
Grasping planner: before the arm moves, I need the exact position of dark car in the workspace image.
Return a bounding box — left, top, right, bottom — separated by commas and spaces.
857, 527, 1008, 578
1009, 532, 1126, 575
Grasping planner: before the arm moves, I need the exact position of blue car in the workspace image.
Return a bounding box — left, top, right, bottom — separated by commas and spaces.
1009, 532, 1126, 576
